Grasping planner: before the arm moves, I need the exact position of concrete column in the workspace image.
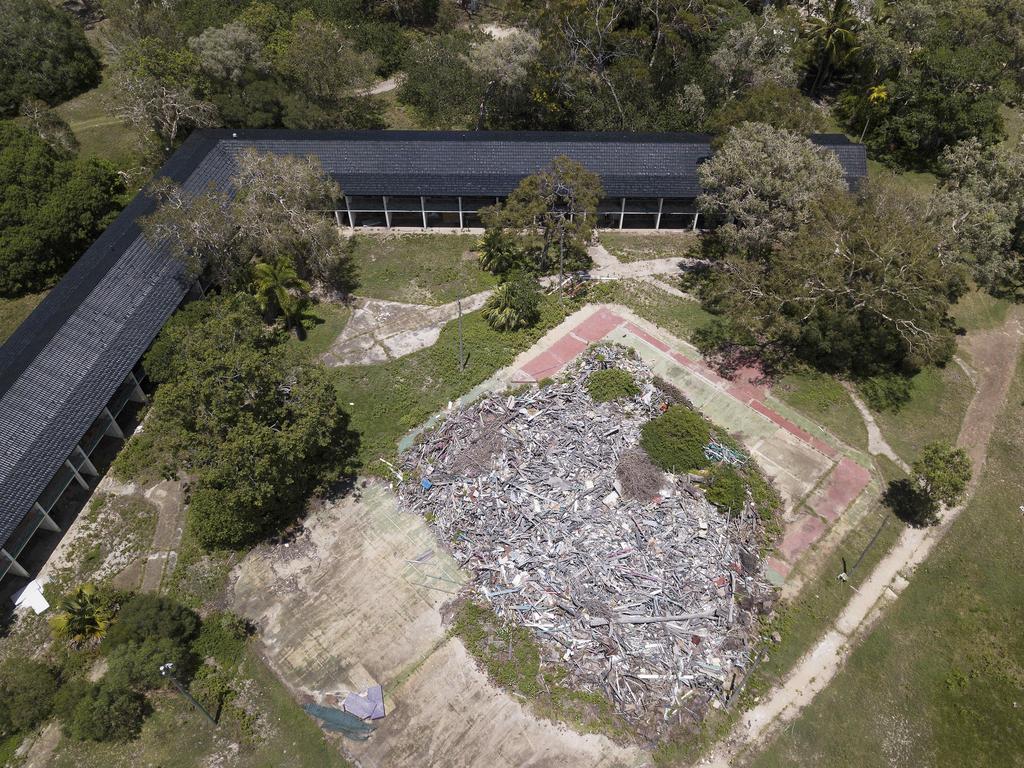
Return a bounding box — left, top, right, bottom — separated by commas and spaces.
74, 445, 98, 476
127, 371, 146, 403
103, 408, 124, 439
345, 196, 355, 229
382, 196, 391, 228
458, 197, 464, 230
656, 198, 663, 230
1, 550, 28, 578
619, 198, 626, 230
34, 504, 60, 533
65, 459, 88, 491
420, 196, 428, 229
692, 211, 700, 231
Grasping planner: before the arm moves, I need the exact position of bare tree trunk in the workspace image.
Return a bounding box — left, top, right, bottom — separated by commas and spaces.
476, 81, 495, 130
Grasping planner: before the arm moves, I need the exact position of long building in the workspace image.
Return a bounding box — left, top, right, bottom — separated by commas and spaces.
0, 129, 868, 588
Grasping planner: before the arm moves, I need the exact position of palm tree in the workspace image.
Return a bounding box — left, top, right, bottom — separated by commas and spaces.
49, 583, 113, 648
806, 0, 861, 95
252, 255, 311, 332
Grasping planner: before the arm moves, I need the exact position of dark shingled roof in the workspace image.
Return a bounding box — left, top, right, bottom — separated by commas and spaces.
0, 130, 867, 549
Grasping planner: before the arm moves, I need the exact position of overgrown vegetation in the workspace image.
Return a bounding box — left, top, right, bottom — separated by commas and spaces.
586, 368, 639, 402
641, 405, 711, 474
114, 294, 356, 549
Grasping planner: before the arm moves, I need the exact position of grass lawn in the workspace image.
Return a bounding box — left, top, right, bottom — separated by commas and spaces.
333, 295, 577, 470
599, 231, 697, 263
0, 290, 48, 344
55, 76, 142, 167
286, 301, 352, 359
747, 351, 1024, 768
952, 287, 1010, 333
350, 233, 497, 305
588, 279, 714, 341
772, 370, 869, 453
868, 362, 973, 465
49, 648, 349, 768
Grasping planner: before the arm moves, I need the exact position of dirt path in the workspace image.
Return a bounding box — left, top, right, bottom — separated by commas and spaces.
842, 382, 910, 472
704, 306, 1024, 767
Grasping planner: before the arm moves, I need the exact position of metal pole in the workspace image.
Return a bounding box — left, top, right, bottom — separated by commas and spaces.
161, 663, 217, 726
457, 299, 465, 371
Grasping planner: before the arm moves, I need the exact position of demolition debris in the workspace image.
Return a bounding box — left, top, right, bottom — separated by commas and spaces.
398, 347, 775, 731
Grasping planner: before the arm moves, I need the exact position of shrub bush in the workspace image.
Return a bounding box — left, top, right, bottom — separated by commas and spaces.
191, 612, 249, 666
481, 271, 541, 331
62, 682, 147, 742
858, 373, 913, 412
103, 593, 200, 651
0, 660, 58, 736
704, 465, 747, 515
640, 405, 711, 473
105, 637, 196, 691
586, 368, 640, 402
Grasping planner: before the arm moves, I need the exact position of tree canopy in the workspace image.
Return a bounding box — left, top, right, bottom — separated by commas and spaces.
0, 121, 124, 297
115, 294, 357, 549
0, 0, 100, 116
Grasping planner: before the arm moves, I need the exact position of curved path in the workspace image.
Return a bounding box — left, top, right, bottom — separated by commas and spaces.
704, 306, 1024, 767
323, 249, 690, 366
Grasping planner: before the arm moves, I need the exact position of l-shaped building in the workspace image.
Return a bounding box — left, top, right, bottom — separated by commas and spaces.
0, 129, 868, 589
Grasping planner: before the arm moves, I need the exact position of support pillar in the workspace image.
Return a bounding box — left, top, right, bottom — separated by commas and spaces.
64, 459, 88, 491
383, 196, 391, 228
1, 550, 28, 579
74, 445, 98, 476
127, 371, 146, 403
656, 198, 663, 230
458, 197, 464, 230
420, 196, 428, 229
103, 408, 124, 439
333, 210, 343, 230
34, 504, 60, 533
619, 197, 626, 230
345, 196, 355, 229
692, 212, 700, 231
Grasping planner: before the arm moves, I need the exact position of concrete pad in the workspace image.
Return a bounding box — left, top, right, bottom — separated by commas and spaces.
776, 513, 827, 562
521, 350, 564, 380
231, 485, 465, 694
230, 484, 641, 768
750, 429, 834, 505
624, 322, 671, 353
765, 556, 792, 584
807, 458, 871, 523
346, 639, 643, 768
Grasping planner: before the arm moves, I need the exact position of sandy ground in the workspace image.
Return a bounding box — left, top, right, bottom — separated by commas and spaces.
229, 485, 646, 768
703, 306, 1024, 766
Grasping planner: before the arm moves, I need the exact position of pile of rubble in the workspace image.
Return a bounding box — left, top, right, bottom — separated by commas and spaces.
398, 347, 775, 732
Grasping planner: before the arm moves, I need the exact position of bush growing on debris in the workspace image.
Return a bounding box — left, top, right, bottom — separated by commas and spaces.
586, 368, 640, 402
704, 464, 747, 515
640, 405, 711, 473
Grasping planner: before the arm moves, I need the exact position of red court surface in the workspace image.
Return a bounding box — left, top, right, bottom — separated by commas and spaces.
808, 458, 872, 523
777, 514, 827, 562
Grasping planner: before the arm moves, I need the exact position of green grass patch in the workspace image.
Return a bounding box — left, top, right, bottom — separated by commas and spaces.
334, 294, 576, 471
869, 363, 973, 465
589, 279, 714, 341
772, 370, 868, 452
350, 233, 497, 305
286, 301, 351, 359
55, 78, 143, 168
451, 600, 631, 741
0, 290, 49, 344
599, 231, 697, 263
49, 648, 349, 768
952, 287, 1010, 333
0, 733, 23, 765
749, 344, 1024, 768
586, 368, 639, 402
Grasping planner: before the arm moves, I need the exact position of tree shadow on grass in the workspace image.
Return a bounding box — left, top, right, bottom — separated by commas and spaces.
883, 479, 938, 527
